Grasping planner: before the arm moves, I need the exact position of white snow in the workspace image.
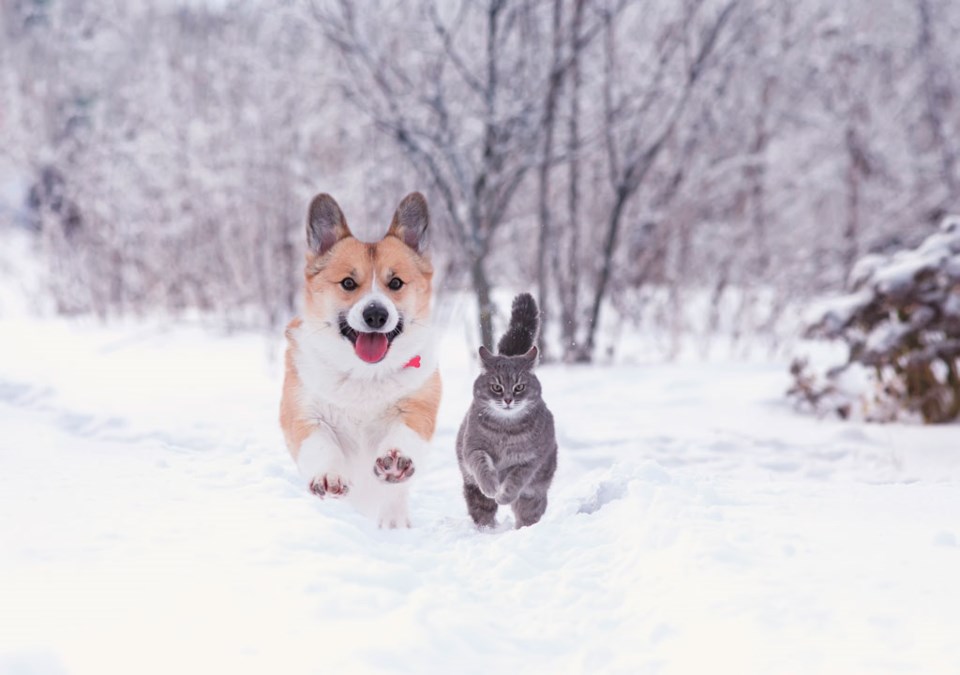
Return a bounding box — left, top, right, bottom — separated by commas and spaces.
1, 304, 960, 674
804, 289, 873, 336
869, 217, 960, 297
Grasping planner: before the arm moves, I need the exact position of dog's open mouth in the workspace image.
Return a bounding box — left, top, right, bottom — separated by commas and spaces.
339, 317, 404, 364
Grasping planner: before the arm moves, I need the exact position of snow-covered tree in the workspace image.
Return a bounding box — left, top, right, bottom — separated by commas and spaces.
315, 0, 569, 349
793, 215, 960, 423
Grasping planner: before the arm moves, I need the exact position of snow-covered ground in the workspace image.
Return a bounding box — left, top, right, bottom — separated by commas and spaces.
1, 298, 959, 675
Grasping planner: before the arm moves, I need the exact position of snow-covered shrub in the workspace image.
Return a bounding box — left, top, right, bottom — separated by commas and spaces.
790, 216, 960, 424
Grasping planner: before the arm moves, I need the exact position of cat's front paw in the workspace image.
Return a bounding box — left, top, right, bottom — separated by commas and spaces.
309, 473, 350, 499
476, 472, 499, 500
495, 485, 518, 505
374, 449, 416, 484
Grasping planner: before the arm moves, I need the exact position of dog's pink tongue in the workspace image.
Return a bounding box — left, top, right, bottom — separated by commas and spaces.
355, 332, 389, 363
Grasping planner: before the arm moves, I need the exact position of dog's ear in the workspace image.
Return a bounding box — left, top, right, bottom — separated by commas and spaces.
387, 192, 429, 254
307, 193, 351, 255
478, 345, 496, 369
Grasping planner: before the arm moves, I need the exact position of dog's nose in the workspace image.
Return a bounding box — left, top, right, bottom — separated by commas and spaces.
362, 303, 389, 330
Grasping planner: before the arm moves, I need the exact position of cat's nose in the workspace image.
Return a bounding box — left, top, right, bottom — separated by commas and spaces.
504, 397, 513, 405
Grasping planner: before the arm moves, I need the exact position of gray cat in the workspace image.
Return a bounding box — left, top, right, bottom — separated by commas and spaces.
456, 293, 557, 529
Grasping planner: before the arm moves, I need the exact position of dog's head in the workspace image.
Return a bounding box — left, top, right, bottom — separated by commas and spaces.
301, 192, 433, 369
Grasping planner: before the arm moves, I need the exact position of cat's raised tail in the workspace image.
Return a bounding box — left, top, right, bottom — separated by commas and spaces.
497, 293, 540, 356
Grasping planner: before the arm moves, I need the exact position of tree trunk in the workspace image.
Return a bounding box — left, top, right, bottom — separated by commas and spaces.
844, 125, 864, 277
471, 253, 495, 350
560, 0, 585, 362
535, 0, 564, 360
916, 0, 959, 206
750, 78, 771, 276
583, 186, 628, 358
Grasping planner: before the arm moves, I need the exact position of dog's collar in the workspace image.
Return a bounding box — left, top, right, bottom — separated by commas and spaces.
403, 355, 421, 369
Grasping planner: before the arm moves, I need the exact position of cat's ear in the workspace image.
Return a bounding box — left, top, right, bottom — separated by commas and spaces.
519, 345, 538, 369
387, 192, 429, 253
478, 345, 496, 369
307, 193, 352, 256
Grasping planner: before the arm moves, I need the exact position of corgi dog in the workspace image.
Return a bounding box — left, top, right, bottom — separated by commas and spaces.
280, 192, 441, 528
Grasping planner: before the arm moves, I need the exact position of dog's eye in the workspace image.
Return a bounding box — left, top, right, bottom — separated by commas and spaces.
491, 383, 503, 394
340, 278, 357, 291
388, 277, 404, 291
514, 383, 525, 393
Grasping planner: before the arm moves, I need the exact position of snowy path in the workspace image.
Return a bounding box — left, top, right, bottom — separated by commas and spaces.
1, 316, 959, 674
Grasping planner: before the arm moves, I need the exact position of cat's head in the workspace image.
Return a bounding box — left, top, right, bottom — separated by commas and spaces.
474, 345, 541, 417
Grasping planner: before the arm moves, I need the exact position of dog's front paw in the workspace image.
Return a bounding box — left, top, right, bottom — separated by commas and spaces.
309, 473, 350, 499
373, 449, 416, 484
378, 514, 412, 529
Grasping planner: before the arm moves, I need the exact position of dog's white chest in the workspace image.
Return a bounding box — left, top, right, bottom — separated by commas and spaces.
292, 332, 434, 457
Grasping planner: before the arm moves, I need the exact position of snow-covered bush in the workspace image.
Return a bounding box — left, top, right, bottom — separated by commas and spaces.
790, 216, 960, 423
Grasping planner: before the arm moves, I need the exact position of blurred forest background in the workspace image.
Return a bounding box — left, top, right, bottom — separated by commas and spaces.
1, 0, 958, 362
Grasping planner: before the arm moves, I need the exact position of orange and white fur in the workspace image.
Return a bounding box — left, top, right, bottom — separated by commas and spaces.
280, 192, 441, 528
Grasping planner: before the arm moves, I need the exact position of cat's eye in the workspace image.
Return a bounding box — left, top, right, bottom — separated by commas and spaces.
514, 383, 525, 393
340, 277, 358, 291
491, 383, 503, 394
387, 277, 404, 291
